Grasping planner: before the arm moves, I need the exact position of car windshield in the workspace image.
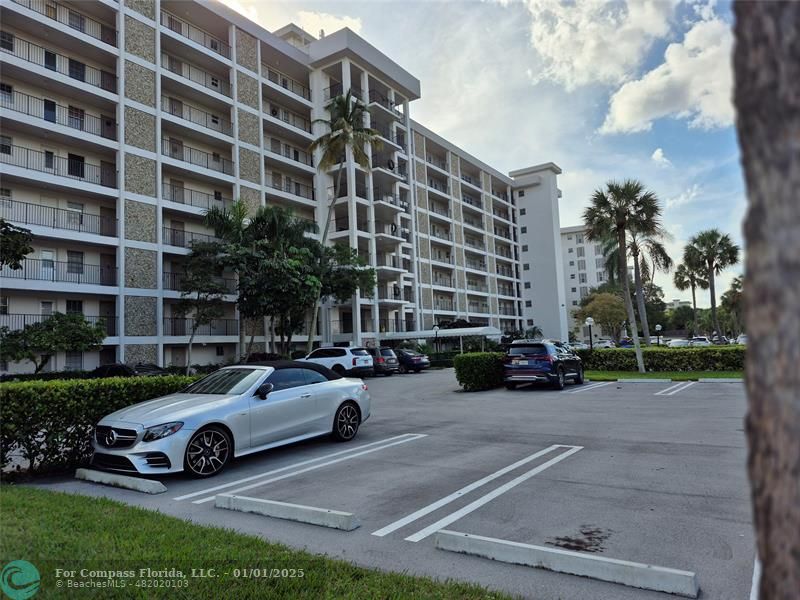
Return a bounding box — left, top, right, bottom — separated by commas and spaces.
351, 348, 369, 356
182, 368, 264, 395
508, 344, 548, 356
403, 350, 420, 356
380, 349, 395, 356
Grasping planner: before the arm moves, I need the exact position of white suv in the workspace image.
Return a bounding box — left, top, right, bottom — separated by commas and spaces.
690, 336, 711, 347
302, 347, 374, 376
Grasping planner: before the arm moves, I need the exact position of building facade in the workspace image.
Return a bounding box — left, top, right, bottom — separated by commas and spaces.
560, 225, 609, 338
0, 0, 563, 373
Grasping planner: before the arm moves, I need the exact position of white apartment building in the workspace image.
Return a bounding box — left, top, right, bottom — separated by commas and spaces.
560, 225, 609, 338
0, 0, 564, 373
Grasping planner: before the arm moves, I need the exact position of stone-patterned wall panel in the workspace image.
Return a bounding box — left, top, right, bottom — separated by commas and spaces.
457, 270, 467, 287
237, 72, 259, 109
124, 16, 155, 63
239, 186, 262, 216
124, 107, 156, 151
413, 132, 425, 159
237, 109, 260, 146
415, 187, 428, 210
420, 266, 431, 284
238, 148, 261, 184
421, 289, 433, 310
236, 28, 258, 72
415, 162, 426, 184
124, 61, 155, 107
454, 225, 463, 245
126, 0, 155, 20
458, 292, 467, 311
125, 343, 157, 364
417, 214, 429, 235
450, 154, 460, 175
125, 296, 157, 336
125, 248, 157, 288
124, 200, 156, 242
418, 241, 430, 259
124, 154, 156, 197
481, 172, 491, 192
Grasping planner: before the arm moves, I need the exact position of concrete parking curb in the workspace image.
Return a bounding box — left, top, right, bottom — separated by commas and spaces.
434, 530, 699, 598
698, 378, 743, 383
619, 378, 672, 383
215, 493, 360, 531
75, 468, 167, 494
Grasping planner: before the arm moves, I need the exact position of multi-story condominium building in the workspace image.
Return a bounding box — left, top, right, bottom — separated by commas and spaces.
560, 225, 610, 338
0, 0, 564, 373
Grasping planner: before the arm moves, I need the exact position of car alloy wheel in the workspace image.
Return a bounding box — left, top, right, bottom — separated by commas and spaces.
333, 403, 360, 441
185, 427, 230, 477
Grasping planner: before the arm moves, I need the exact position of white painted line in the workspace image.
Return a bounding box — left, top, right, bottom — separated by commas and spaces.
659, 381, 697, 396
568, 382, 614, 394
405, 446, 583, 542
654, 381, 685, 395
698, 378, 743, 383
192, 433, 428, 504
620, 378, 672, 383
372, 444, 566, 538
75, 468, 167, 495
174, 433, 420, 501
435, 530, 699, 598
749, 557, 760, 600
215, 494, 360, 531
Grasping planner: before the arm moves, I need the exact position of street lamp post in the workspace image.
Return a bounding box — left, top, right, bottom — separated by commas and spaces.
655, 323, 662, 346
433, 325, 440, 353
585, 317, 594, 351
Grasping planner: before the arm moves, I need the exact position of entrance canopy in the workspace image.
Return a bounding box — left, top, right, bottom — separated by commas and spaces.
380, 326, 503, 340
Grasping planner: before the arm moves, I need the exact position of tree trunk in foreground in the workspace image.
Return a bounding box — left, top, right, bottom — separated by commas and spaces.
633, 254, 651, 345
617, 228, 645, 372
734, 2, 800, 597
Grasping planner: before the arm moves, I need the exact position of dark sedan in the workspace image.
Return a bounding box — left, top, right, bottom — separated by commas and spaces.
503, 340, 584, 390
395, 349, 430, 374
365, 347, 400, 376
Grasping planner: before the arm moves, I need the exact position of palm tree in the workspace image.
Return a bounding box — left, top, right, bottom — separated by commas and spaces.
629, 228, 673, 344
672, 260, 708, 336
683, 229, 740, 340
583, 179, 662, 373
306, 90, 381, 353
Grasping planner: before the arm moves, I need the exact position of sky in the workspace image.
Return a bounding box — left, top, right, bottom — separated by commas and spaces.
222, 0, 745, 308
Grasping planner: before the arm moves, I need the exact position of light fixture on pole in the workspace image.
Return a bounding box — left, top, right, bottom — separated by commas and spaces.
585, 317, 594, 351
433, 325, 440, 353
655, 323, 662, 346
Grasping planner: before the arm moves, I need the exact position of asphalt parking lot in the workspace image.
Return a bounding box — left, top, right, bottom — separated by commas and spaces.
37, 370, 755, 600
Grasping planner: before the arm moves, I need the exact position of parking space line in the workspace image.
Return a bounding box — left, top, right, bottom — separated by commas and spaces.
173, 433, 421, 501
372, 444, 566, 538
654, 382, 685, 396
567, 382, 613, 394
404, 446, 583, 542
190, 433, 428, 504
655, 381, 696, 396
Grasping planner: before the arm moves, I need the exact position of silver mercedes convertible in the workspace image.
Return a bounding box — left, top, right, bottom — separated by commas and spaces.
90, 362, 371, 478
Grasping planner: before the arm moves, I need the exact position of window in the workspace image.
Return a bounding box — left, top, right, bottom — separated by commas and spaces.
521, 226, 527, 234
0, 188, 10, 209
518, 190, 525, 197
578, 259, 586, 270
579, 273, 587, 284
568, 247, 573, 253
569, 260, 574, 266
527, 319, 534, 326
570, 274, 575, 279
523, 263, 530, 271
40, 301, 54, 316
43, 99, 56, 122
66, 201, 84, 228
597, 271, 605, 282
303, 369, 328, 385
0, 296, 8, 315
520, 208, 526, 215
524, 282, 531, 289
44, 50, 56, 71
596, 257, 605, 268
68, 106, 85, 130
267, 368, 308, 392
0, 135, 11, 154
66, 300, 83, 315
183, 368, 263, 394
575, 233, 584, 244
576, 247, 585, 258
44, 151, 54, 169
40, 251, 55, 272
67, 154, 85, 178
65, 351, 83, 371
67, 251, 84, 274
216, 346, 225, 357
572, 300, 578, 306
594, 244, 603, 255
0, 83, 11, 102
571, 287, 577, 292
68, 10, 85, 33
0, 32, 14, 52
525, 300, 532, 307
522, 245, 528, 252
68, 59, 86, 82
580, 286, 588, 298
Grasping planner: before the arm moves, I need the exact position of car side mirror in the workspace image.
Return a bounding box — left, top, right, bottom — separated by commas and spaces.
256, 382, 274, 399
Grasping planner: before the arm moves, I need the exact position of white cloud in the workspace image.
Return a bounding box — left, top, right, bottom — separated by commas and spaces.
600, 15, 733, 134
524, 0, 677, 90
651, 147, 672, 167
666, 184, 701, 209
295, 11, 362, 36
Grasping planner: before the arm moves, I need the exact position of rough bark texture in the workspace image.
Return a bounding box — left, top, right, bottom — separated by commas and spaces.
618, 228, 645, 372
734, 2, 800, 597
633, 254, 651, 345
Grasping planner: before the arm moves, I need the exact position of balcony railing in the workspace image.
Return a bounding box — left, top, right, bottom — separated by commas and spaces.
162, 271, 236, 293
372, 123, 405, 150
1, 200, 117, 236
431, 254, 454, 264
162, 96, 232, 136
161, 11, 231, 58
368, 89, 402, 116
432, 277, 454, 287
466, 260, 486, 271
492, 189, 509, 202
494, 209, 510, 221
334, 217, 370, 232
467, 282, 489, 293
434, 300, 454, 311
462, 193, 482, 209
162, 183, 232, 210
266, 137, 313, 166
372, 152, 401, 173
2, 89, 117, 139
11, 0, 117, 46
464, 218, 483, 229
267, 175, 314, 200
427, 178, 449, 194
161, 138, 234, 175
0, 144, 117, 187
162, 53, 230, 96
429, 204, 451, 218
499, 306, 517, 316
1, 34, 116, 92
461, 173, 480, 187
378, 286, 405, 301
427, 154, 448, 171
263, 64, 310, 100
162, 227, 218, 248
373, 189, 408, 210
496, 247, 513, 259
0, 312, 117, 335
497, 266, 515, 278
494, 228, 512, 239
1, 257, 116, 285
464, 238, 485, 250
376, 254, 401, 268
498, 287, 516, 297
468, 303, 490, 313
375, 221, 404, 238
163, 317, 239, 336
264, 101, 311, 133
430, 228, 452, 241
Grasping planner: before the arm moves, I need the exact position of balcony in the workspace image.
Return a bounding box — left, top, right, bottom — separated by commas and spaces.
372, 123, 405, 151
494, 228, 512, 240
464, 217, 483, 229
497, 266, 515, 278
2, 89, 117, 140
162, 53, 230, 96
0, 312, 117, 335
0, 144, 117, 187
334, 217, 369, 233
498, 286, 515, 297
431, 254, 454, 265
429, 204, 451, 218
378, 285, 405, 302
461, 173, 480, 188
464, 238, 484, 250
467, 282, 489, 293
266, 175, 314, 201
264, 101, 311, 133
375, 221, 404, 239
266, 137, 313, 167
373, 188, 408, 210
499, 306, 517, 316
162, 138, 234, 175
163, 317, 238, 336
162, 183, 231, 211
434, 300, 454, 311
1, 257, 116, 285
162, 271, 236, 293
161, 11, 230, 59
11, 0, 117, 46
1, 199, 117, 236
427, 154, 448, 171
162, 227, 218, 248
262, 64, 310, 100
368, 89, 402, 116
427, 178, 449, 195
162, 96, 232, 136
496, 248, 514, 259
492, 189, 510, 202
468, 302, 490, 313
494, 208, 510, 221
430, 228, 452, 241
432, 277, 454, 287
1, 34, 116, 92
462, 193, 482, 209
466, 259, 486, 271
375, 254, 402, 269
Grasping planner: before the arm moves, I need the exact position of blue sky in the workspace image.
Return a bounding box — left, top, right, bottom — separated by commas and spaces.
224, 0, 744, 307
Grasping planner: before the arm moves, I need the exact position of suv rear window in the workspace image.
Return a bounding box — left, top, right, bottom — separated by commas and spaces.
380, 348, 396, 356
351, 348, 369, 356
508, 344, 548, 356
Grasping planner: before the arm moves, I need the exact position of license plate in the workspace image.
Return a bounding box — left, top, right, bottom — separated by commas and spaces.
513, 359, 529, 365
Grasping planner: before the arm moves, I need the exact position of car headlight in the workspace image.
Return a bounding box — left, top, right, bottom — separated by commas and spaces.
142, 422, 184, 442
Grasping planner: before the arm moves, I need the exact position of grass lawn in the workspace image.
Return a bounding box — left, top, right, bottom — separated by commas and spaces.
0, 486, 512, 599
586, 370, 743, 381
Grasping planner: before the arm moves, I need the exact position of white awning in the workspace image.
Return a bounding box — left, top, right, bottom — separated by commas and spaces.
379, 326, 503, 340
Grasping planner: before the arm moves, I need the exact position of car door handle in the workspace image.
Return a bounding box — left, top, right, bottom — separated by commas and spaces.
300, 393, 312, 398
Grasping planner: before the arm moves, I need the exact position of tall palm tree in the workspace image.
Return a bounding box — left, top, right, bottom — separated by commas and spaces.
672, 260, 708, 336
683, 229, 740, 340
306, 90, 381, 353
583, 179, 662, 373
628, 228, 673, 344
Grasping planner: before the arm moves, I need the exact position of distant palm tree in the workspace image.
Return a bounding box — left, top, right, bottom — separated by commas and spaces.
306, 90, 381, 353
525, 325, 544, 339
683, 229, 740, 339
583, 179, 662, 373
629, 228, 673, 344
673, 260, 708, 336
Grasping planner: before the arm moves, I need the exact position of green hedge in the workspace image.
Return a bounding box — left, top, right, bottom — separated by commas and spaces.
0, 375, 197, 474
453, 352, 505, 391
575, 347, 744, 371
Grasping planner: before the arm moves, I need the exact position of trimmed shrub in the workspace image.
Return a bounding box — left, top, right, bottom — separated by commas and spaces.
575, 346, 744, 371
0, 375, 197, 474
453, 352, 505, 391
0, 370, 96, 383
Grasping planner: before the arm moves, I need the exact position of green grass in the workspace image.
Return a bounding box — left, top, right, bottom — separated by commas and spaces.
585, 370, 743, 381
0, 486, 513, 599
